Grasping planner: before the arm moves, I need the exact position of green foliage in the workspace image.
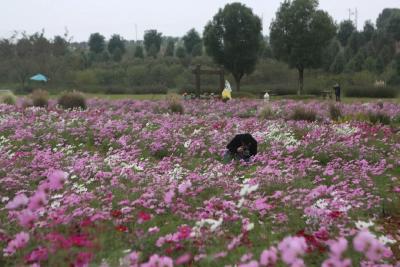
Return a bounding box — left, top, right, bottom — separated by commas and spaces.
270, 0, 336, 94
167, 94, 184, 114
183, 29, 202, 56
338, 20, 356, 46
368, 112, 391, 125
1, 92, 16, 105
89, 33, 106, 54
330, 51, 346, 74
31, 89, 49, 107
108, 34, 126, 62
175, 47, 186, 59
144, 30, 162, 57
164, 40, 175, 57
258, 105, 275, 120
363, 21, 375, 42
344, 86, 398, 98
58, 91, 87, 110
134, 46, 144, 58
329, 103, 342, 121
291, 107, 317, 122
231, 91, 257, 99
203, 2, 262, 91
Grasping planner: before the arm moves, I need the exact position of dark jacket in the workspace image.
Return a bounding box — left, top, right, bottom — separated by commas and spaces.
226, 133, 257, 158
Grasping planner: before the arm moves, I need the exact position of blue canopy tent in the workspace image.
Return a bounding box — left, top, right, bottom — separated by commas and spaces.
30, 74, 48, 82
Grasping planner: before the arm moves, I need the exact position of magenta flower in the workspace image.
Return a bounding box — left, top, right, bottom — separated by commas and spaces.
25, 247, 48, 263
4, 231, 30, 256
259, 246, 278, 266
47, 170, 68, 190
17, 209, 37, 228
353, 230, 376, 252
329, 237, 348, 258
278, 236, 307, 265
28, 191, 47, 211
5, 193, 29, 210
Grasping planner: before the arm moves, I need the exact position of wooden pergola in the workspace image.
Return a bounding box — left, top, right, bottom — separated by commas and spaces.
191, 64, 225, 97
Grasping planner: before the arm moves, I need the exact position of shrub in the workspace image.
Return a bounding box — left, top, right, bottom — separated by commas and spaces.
231, 91, 257, 99
1, 93, 17, 105
58, 91, 86, 110
291, 107, 317, 122
259, 105, 275, 120
329, 103, 342, 121
31, 89, 49, 107
344, 86, 398, 98
368, 112, 391, 125
167, 94, 184, 114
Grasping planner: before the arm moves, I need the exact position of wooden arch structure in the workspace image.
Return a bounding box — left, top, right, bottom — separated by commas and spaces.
191, 64, 225, 97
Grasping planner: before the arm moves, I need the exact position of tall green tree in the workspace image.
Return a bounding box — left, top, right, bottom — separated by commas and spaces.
337, 20, 356, 46
108, 34, 126, 61
134, 45, 144, 58
144, 30, 162, 58
165, 40, 175, 57
203, 3, 262, 91
270, 0, 336, 95
88, 33, 105, 54
183, 29, 202, 56
363, 21, 375, 42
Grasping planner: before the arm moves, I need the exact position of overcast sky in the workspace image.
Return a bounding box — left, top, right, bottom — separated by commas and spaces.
0, 0, 399, 42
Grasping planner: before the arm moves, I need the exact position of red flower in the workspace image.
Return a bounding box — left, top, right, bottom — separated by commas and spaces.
178, 225, 191, 240
138, 211, 151, 222
111, 210, 123, 218
328, 211, 342, 219
115, 225, 128, 232
69, 234, 92, 247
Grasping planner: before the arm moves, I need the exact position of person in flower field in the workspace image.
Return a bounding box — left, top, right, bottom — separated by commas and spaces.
224, 133, 257, 162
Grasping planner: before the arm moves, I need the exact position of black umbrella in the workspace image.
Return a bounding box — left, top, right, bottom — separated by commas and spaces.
226, 133, 257, 157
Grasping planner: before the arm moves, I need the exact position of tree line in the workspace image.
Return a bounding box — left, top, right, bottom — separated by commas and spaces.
0, 0, 399, 95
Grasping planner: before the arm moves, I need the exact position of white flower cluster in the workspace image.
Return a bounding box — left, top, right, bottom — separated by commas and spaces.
333, 123, 358, 137
191, 217, 223, 237
257, 122, 299, 148
72, 183, 88, 194
355, 220, 396, 245
168, 164, 184, 180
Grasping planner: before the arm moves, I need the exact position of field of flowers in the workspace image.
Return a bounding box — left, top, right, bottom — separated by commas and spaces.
0, 99, 400, 267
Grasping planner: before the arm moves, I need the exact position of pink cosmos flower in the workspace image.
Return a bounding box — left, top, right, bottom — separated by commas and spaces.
278, 236, 307, 265
259, 246, 278, 266
178, 180, 192, 194
322, 257, 351, 267
25, 247, 48, 263
17, 209, 37, 228
164, 190, 175, 204
175, 253, 192, 265
129, 251, 140, 265
74, 252, 93, 267
5, 193, 29, 210
48, 170, 68, 190
329, 237, 348, 258
28, 190, 47, 211
239, 260, 259, 267
148, 226, 160, 234
141, 254, 173, 267
4, 232, 29, 256
353, 230, 375, 252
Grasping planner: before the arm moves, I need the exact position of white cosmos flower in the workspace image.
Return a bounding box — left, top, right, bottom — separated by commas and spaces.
240, 184, 259, 197
355, 220, 374, 230
378, 235, 396, 245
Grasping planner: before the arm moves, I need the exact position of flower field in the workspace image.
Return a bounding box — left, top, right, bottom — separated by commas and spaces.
0, 99, 400, 267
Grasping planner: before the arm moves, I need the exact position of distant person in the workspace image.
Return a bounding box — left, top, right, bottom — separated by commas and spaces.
224, 133, 257, 162
333, 83, 341, 102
